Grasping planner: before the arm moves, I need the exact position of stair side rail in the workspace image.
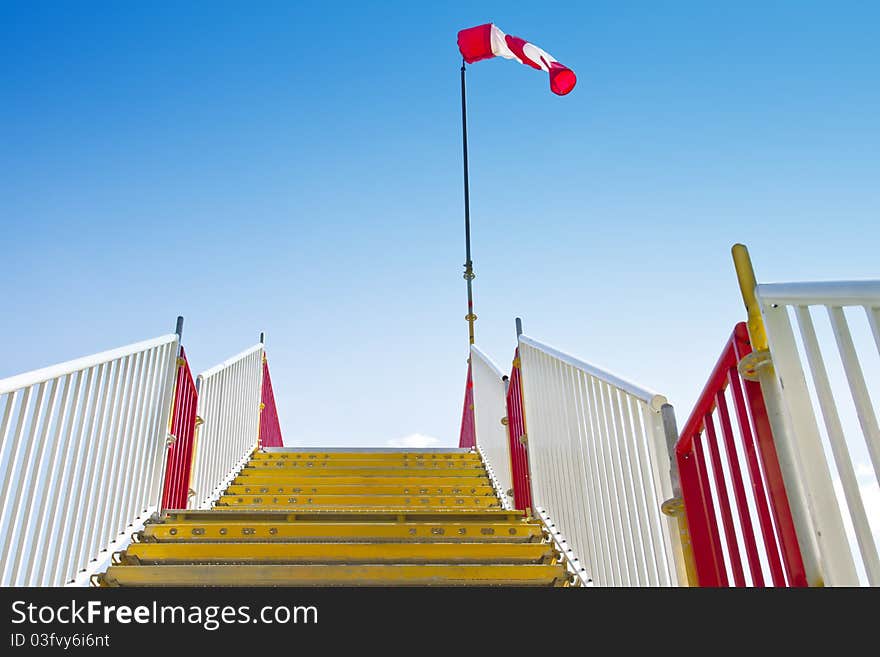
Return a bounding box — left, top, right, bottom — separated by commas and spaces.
190, 342, 264, 509
159, 346, 199, 510
517, 334, 687, 587
506, 344, 533, 512
734, 244, 880, 586
675, 322, 807, 587
469, 345, 514, 510
0, 331, 179, 585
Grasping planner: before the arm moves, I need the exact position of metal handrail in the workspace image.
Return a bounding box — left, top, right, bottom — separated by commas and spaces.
734, 244, 879, 586
0, 333, 178, 585
190, 343, 264, 509
518, 335, 667, 410
199, 344, 263, 379
506, 346, 532, 512
756, 281, 880, 586
0, 335, 177, 394
160, 347, 199, 510
471, 345, 505, 379
675, 323, 806, 587
517, 333, 685, 586
469, 345, 513, 509
757, 281, 880, 307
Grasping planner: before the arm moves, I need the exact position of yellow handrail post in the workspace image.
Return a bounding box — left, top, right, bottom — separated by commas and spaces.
732, 244, 768, 352
186, 415, 204, 508
659, 404, 699, 587
731, 244, 826, 586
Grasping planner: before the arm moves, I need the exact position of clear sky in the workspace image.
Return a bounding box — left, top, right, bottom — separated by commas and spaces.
1, 1, 878, 452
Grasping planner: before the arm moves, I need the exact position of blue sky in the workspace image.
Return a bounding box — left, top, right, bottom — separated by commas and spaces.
1, 1, 878, 449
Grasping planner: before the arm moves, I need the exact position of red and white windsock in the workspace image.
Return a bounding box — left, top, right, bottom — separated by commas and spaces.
457, 23, 576, 96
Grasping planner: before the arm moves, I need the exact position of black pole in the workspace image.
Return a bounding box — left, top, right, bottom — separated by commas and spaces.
174, 315, 184, 357
461, 60, 476, 346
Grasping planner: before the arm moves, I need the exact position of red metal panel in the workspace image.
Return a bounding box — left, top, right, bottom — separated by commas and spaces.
458, 362, 476, 449
677, 436, 724, 586
259, 358, 284, 448
161, 347, 198, 510
675, 322, 807, 586
725, 367, 775, 585
732, 324, 807, 586
716, 388, 764, 585
703, 413, 744, 586
694, 433, 730, 586
505, 349, 532, 512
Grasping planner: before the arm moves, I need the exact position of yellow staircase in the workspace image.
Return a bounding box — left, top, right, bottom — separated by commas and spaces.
97, 449, 572, 586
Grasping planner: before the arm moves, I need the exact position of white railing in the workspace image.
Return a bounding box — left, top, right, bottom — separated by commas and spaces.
517, 335, 684, 587
0, 334, 179, 586
190, 344, 264, 509
469, 345, 513, 509
757, 280, 880, 586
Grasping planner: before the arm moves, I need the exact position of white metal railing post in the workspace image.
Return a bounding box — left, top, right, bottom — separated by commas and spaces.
658, 403, 693, 587
190, 342, 264, 510
0, 332, 179, 586
733, 244, 825, 587
469, 345, 514, 509
757, 284, 880, 586
516, 334, 681, 586
257, 331, 266, 451
734, 245, 879, 586
760, 301, 857, 585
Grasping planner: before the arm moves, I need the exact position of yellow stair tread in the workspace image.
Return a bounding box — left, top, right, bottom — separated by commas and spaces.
242, 466, 485, 476
252, 452, 480, 461
96, 448, 561, 587
233, 475, 491, 486
98, 564, 571, 586
246, 457, 483, 465
162, 509, 527, 522
214, 509, 507, 515
217, 494, 500, 507
118, 542, 555, 564
225, 484, 497, 496
141, 521, 543, 543
245, 462, 484, 471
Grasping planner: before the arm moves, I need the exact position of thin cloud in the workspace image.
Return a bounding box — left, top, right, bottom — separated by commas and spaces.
386, 433, 441, 448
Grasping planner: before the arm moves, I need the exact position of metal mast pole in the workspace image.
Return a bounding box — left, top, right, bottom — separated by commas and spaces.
461, 60, 476, 346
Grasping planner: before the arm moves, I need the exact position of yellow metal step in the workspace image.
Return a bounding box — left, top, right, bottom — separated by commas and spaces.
225, 484, 497, 496
233, 475, 491, 487
245, 460, 485, 469
242, 462, 485, 473
118, 542, 555, 565
95, 447, 562, 588
213, 507, 508, 514
240, 468, 486, 479
162, 509, 527, 523
98, 564, 571, 586
252, 452, 480, 461
216, 494, 500, 508
140, 521, 544, 543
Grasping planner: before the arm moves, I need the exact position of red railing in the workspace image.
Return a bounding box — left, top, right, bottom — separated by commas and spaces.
676, 322, 806, 587
161, 347, 198, 509
458, 362, 476, 448
259, 357, 284, 448
505, 349, 532, 511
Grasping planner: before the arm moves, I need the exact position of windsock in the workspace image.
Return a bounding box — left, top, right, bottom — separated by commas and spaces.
457, 23, 577, 95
